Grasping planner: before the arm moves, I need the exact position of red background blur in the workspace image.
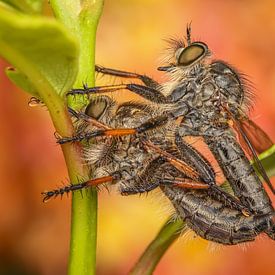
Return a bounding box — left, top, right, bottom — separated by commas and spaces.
0, 0, 275, 274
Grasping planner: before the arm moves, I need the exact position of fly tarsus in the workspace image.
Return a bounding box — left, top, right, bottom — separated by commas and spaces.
42, 175, 115, 202
208, 185, 251, 216
41, 182, 88, 202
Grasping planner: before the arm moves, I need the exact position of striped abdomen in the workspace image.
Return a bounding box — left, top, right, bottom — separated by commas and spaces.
204, 130, 273, 215
162, 186, 274, 245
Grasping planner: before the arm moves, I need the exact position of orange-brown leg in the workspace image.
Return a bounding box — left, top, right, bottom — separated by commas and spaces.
57, 115, 169, 144
142, 140, 201, 181
161, 178, 250, 216
68, 107, 111, 130
42, 175, 116, 202
161, 178, 208, 189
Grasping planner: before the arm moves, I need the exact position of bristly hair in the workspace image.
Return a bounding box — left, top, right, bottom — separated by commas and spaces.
238, 72, 257, 112
159, 22, 195, 66
160, 36, 185, 65
212, 60, 256, 112
225, 61, 256, 112
164, 36, 185, 52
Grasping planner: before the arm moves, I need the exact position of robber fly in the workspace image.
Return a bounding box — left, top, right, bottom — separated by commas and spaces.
58, 25, 274, 238
45, 96, 244, 210
42, 25, 275, 244
43, 94, 275, 245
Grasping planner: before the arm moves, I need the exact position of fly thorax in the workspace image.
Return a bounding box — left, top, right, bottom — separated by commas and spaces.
210, 61, 245, 107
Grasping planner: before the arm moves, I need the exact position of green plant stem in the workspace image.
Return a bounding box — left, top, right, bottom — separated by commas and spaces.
130, 220, 186, 275
50, 1, 104, 274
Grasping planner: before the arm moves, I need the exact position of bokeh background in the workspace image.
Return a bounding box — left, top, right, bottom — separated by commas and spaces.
0, 0, 275, 274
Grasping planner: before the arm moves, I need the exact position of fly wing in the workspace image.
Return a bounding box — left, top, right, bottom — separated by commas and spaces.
233, 118, 274, 194
239, 118, 273, 154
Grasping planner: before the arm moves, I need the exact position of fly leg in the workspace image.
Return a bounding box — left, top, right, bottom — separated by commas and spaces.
62, 100, 188, 145
141, 140, 200, 180
68, 107, 111, 129
42, 174, 118, 202
120, 157, 208, 196
160, 178, 208, 189
121, 178, 209, 196
41, 155, 199, 201
68, 83, 170, 104
57, 115, 170, 144
160, 178, 250, 216
95, 65, 159, 88
207, 185, 251, 216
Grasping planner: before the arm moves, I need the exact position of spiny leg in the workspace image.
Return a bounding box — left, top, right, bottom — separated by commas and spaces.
42, 175, 118, 202
120, 156, 208, 196
207, 185, 251, 216
63, 87, 188, 145
120, 181, 161, 196
57, 115, 170, 144
68, 107, 111, 130
160, 177, 208, 189
121, 178, 209, 196
95, 65, 159, 88
68, 83, 170, 104
142, 140, 200, 181
162, 177, 250, 216
121, 173, 250, 216
42, 156, 200, 201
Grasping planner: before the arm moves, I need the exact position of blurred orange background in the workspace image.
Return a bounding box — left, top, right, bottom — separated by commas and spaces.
0, 0, 275, 274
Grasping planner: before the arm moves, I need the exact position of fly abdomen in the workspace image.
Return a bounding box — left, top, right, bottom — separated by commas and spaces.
204, 129, 274, 216
162, 186, 274, 245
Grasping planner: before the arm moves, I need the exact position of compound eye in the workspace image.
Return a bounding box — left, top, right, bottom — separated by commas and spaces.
177, 43, 207, 66
85, 98, 108, 119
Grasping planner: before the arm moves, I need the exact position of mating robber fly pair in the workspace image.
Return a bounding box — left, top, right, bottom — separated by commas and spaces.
42, 25, 275, 245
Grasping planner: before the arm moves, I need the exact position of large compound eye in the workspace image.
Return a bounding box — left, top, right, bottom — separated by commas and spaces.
177, 42, 208, 66
85, 98, 108, 119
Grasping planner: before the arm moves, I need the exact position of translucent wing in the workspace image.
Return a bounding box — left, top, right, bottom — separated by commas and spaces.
239, 118, 273, 154
233, 117, 274, 194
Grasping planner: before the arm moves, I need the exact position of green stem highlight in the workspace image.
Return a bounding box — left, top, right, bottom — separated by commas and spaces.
130, 220, 186, 275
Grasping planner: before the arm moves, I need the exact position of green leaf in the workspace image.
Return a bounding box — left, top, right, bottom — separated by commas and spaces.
51, 0, 105, 110
0, 5, 79, 100
6, 67, 38, 96
1, 0, 43, 14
